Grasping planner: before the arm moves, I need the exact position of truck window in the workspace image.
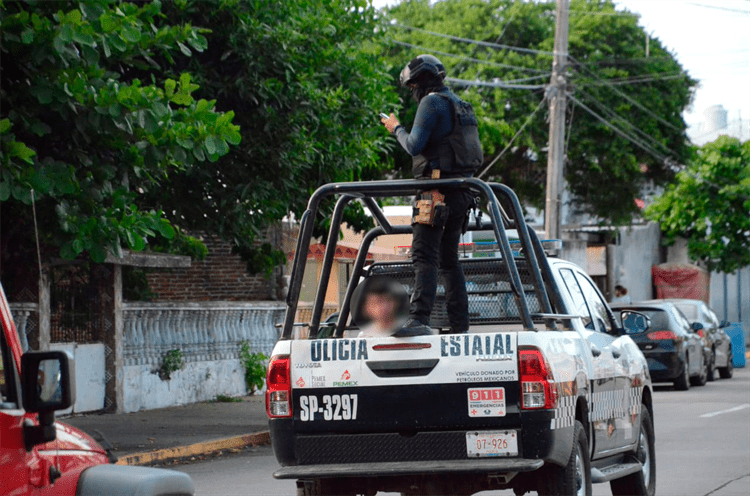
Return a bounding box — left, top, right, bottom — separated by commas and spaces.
575, 274, 613, 333
559, 269, 594, 330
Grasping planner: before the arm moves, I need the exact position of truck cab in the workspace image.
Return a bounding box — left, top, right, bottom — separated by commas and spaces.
266, 177, 655, 496
1, 283, 194, 496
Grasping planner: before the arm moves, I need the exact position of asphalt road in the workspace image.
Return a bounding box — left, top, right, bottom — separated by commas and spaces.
173, 366, 750, 496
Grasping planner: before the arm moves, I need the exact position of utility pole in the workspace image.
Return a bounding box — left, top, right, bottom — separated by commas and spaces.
544, 0, 570, 241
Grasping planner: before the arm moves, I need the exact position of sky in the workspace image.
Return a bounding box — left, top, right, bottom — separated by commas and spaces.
370, 0, 750, 129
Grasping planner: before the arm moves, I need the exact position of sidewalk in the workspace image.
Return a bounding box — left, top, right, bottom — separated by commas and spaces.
61, 394, 270, 466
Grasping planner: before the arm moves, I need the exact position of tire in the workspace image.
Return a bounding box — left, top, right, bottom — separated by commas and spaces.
719, 352, 734, 379
610, 407, 656, 496
673, 359, 690, 391
706, 351, 715, 382
298, 479, 356, 496
537, 420, 592, 496
690, 353, 707, 387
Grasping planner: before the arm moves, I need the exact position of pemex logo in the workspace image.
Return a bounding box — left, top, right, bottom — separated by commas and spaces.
334, 369, 357, 387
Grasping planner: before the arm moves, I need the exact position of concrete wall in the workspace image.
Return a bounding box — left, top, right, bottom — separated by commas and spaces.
123, 358, 248, 412
614, 223, 662, 302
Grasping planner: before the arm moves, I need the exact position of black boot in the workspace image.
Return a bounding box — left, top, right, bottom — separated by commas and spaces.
393, 318, 433, 337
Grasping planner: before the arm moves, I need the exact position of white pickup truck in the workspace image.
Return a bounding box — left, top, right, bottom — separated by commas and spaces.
266, 178, 655, 496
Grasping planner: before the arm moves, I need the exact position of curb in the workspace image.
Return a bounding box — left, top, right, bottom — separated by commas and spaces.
115, 430, 270, 466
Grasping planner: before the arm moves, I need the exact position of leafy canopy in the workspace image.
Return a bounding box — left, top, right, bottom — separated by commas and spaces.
0, 0, 239, 275
645, 137, 750, 274
1, 0, 397, 281
380, 0, 696, 224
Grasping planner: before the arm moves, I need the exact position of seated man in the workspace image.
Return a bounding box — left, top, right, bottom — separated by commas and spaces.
351, 276, 431, 337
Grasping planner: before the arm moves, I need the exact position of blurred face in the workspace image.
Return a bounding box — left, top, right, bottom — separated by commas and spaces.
363, 293, 398, 325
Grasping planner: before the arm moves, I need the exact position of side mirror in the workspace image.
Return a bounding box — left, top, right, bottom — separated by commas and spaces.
20, 351, 75, 451
719, 320, 730, 328
621, 311, 650, 334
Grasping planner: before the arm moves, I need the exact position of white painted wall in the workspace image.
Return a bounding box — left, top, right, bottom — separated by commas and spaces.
50, 343, 105, 414
122, 358, 247, 413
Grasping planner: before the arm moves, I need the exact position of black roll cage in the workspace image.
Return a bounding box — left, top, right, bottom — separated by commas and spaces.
280, 177, 572, 340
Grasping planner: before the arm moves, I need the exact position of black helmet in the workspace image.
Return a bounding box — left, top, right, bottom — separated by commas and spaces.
399, 54, 447, 87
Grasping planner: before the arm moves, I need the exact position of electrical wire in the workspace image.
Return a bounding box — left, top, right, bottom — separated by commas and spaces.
390, 40, 549, 74
477, 96, 547, 180
568, 55, 683, 132
390, 23, 554, 57
575, 87, 679, 159
576, 73, 688, 86
446, 76, 546, 90
568, 94, 671, 164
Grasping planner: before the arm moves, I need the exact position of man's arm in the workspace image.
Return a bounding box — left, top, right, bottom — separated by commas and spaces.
384, 95, 452, 157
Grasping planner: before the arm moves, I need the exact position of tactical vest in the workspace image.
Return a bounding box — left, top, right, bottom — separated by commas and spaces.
412, 93, 483, 179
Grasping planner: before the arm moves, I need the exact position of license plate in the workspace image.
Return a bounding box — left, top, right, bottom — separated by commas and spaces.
466, 431, 518, 457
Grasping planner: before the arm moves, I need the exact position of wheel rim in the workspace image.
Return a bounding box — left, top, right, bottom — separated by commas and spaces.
575, 441, 586, 496
637, 427, 651, 484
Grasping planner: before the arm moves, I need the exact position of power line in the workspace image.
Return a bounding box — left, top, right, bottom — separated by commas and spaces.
569, 94, 671, 164
390, 40, 549, 74
686, 2, 750, 14
575, 87, 679, 159
446, 76, 546, 90
390, 23, 554, 57
568, 55, 683, 132
477, 96, 547, 179
576, 72, 688, 86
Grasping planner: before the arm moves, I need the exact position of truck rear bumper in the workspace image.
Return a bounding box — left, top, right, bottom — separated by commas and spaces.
273, 458, 544, 479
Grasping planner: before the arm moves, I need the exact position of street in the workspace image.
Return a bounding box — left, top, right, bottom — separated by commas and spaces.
174, 366, 750, 496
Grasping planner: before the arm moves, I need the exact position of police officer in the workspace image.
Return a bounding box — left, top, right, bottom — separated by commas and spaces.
381, 54, 483, 335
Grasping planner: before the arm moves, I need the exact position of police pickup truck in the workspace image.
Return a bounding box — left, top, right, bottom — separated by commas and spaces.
266, 178, 655, 496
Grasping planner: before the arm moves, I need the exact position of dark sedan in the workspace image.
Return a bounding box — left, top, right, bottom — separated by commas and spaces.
665, 298, 734, 380
613, 300, 707, 390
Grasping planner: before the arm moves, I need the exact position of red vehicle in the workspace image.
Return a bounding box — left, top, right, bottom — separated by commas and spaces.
1, 283, 194, 496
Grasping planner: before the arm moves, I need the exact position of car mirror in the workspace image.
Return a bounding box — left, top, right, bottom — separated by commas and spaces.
21, 351, 75, 413
719, 320, 730, 328
620, 311, 650, 334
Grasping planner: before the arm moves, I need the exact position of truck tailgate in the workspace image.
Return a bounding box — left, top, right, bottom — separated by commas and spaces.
290, 333, 520, 434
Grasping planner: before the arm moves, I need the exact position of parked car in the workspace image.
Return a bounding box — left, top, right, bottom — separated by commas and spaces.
612, 300, 707, 390
664, 299, 734, 380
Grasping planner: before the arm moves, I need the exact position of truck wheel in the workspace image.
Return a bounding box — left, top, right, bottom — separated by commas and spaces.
673, 359, 690, 390
537, 420, 592, 496
610, 407, 656, 496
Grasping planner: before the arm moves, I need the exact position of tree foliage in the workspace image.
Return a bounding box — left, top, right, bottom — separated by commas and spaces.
1, 0, 397, 283
645, 137, 750, 274
136, 0, 397, 274
0, 0, 239, 286
380, 0, 696, 224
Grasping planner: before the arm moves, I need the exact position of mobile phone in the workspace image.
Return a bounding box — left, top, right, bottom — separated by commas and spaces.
379, 113, 389, 120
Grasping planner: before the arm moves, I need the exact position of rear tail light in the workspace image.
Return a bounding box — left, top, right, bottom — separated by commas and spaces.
519, 348, 558, 410
647, 331, 678, 340
696, 329, 704, 338
266, 355, 292, 418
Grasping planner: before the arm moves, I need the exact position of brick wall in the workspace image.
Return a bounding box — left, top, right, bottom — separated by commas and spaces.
146, 232, 282, 301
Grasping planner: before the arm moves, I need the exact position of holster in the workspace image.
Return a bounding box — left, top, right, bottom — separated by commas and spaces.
412, 189, 449, 227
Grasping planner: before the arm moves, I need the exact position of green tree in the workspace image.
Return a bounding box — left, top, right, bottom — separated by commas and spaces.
645, 137, 750, 274
1, 0, 398, 285
1, 0, 239, 289
133, 0, 398, 274
380, 0, 696, 224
